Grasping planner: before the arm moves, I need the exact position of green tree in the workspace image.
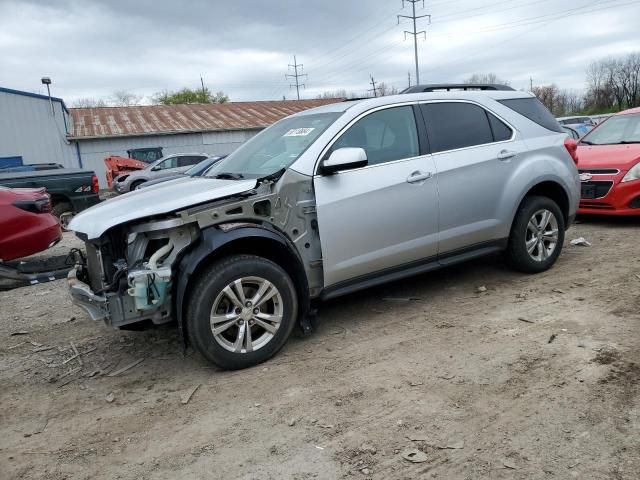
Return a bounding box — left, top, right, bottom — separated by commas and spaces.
154, 87, 229, 105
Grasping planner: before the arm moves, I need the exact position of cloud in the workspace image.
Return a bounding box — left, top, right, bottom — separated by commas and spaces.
1, 0, 639, 103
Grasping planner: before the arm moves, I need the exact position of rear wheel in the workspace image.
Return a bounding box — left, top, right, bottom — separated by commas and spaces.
186, 254, 298, 370
507, 195, 565, 273
52, 202, 73, 231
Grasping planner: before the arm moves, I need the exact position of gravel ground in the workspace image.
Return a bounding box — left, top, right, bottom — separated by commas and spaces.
0, 217, 639, 479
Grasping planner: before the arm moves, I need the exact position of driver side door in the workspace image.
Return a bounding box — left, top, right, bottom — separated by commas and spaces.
314, 105, 439, 290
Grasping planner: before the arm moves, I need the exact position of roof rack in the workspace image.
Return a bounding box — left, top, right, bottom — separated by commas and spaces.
401, 84, 515, 93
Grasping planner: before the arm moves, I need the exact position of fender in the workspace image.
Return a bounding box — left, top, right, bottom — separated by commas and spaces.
174, 223, 310, 347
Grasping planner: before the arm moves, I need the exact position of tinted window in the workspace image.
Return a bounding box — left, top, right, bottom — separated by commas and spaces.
499, 98, 563, 133
178, 155, 205, 167
421, 103, 493, 153
488, 112, 513, 142
330, 106, 419, 165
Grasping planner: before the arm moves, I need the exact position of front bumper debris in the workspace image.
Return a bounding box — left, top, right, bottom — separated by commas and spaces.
68, 267, 109, 322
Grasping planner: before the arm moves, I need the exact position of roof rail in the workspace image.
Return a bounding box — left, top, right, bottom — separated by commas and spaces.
401, 84, 515, 93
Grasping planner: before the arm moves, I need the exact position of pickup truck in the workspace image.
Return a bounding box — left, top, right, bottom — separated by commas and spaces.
0, 168, 101, 228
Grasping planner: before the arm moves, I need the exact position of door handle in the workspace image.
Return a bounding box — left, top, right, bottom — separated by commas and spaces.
406, 171, 433, 184
497, 150, 518, 161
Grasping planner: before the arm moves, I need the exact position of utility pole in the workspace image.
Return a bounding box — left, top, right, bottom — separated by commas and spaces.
398, 0, 431, 86
368, 75, 378, 97
200, 75, 206, 97
408, 71, 412, 88
285, 55, 307, 100
530, 77, 534, 92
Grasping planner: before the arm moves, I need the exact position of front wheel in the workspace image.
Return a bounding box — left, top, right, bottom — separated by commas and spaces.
186, 254, 298, 370
506, 195, 565, 273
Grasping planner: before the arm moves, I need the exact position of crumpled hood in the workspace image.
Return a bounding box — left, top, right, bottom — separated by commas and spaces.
577, 144, 640, 170
69, 176, 256, 239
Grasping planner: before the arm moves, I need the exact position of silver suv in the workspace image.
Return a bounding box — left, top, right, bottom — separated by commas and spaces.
68, 85, 580, 370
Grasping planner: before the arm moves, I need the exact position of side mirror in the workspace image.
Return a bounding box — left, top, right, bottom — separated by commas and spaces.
151, 166, 161, 171
319, 147, 368, 175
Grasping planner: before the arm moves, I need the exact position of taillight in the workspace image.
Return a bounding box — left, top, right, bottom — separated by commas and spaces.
564, 138, 579, 165
92, 174, 99, 193
13, 197, 52, 214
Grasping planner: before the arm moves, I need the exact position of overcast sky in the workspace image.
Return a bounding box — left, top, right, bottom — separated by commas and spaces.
1, 0, 639, 105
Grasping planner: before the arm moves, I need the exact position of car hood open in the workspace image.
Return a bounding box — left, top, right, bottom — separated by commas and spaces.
69, 176, 257, 239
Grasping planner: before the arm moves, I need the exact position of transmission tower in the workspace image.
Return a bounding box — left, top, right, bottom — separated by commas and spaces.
368, 75, 378, 97
285, 55, 307, 100
398, 0, 431, 85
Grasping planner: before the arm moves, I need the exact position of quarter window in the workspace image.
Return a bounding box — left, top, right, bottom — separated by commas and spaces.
488, 112, 513, 142
329, 106, 420, 166
420, 102, 497, 153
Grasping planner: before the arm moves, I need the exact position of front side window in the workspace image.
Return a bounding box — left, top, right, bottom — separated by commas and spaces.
581, 113, 640, 145
421, 102, 495, 153
329, 106, 420, 166
156, 157, 177, 169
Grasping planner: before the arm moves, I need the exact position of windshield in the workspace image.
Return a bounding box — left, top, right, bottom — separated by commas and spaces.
185, 157, 220, 176
581, 113, 640, 145
206, 112, 342, 178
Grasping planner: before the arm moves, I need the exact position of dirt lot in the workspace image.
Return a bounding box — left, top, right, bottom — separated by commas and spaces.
1, 218, 639, 480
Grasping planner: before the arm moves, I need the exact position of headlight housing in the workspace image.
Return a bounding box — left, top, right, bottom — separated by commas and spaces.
622, 162, 640, 183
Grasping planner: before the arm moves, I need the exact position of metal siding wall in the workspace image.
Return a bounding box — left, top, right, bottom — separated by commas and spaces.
78, 130, 260, 188
0, 91, 77, 167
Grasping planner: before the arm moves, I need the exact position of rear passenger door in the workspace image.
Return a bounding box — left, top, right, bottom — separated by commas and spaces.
419, 101, 523, 254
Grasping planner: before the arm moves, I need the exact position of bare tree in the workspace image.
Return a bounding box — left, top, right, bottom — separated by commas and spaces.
71, 97, 108, 108
376, 82, 399, 96
464, 73, 511, 86
111, 90, 143, 106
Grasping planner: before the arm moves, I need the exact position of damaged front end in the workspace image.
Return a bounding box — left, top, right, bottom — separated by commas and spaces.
67, 169, 324, 331
70, 219, 197, 328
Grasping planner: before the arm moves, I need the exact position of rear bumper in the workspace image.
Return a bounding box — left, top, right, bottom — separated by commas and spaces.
578, 178, 640, 216
67, 267, 109, 322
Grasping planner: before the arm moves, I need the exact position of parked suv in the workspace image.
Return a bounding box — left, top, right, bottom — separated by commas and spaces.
112, 153, 209, 193
68, 85, 580, 370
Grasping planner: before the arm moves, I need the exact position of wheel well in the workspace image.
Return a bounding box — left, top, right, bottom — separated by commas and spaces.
522, 181, 569, 223
183, 236, 310, 325
49, 194, 70, 206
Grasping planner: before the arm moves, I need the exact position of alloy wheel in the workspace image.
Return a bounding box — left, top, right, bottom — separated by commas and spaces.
209, 276, 283, 353
525, 209, 559, 262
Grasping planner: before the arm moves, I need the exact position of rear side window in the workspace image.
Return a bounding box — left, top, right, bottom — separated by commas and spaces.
178, 156, 205, 167
499, 98, 563, 133
420, 102, 494, 153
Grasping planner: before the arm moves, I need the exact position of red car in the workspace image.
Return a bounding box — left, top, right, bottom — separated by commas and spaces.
576, 107, 640, 215
0, 187, 62, 261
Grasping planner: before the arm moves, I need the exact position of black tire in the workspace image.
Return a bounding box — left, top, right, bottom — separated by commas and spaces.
129, 180, 146, 191
186, 254, 298, 370
506, 195, 565, 273
51, 202, 73, 231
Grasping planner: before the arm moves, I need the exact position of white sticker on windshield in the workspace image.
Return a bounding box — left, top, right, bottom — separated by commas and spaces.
284, 127, 315, 137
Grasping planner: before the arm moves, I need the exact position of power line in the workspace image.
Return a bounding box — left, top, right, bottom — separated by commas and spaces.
398, 0, 431, 85
285, 55, 307, 100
